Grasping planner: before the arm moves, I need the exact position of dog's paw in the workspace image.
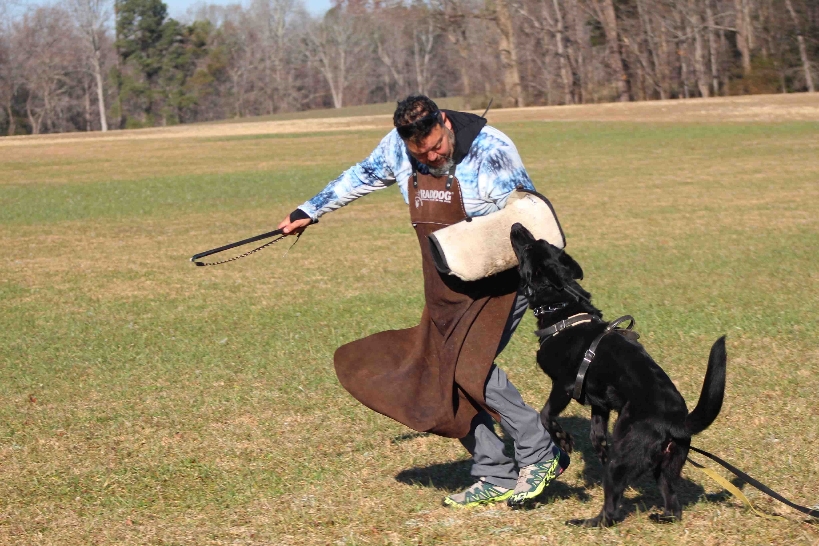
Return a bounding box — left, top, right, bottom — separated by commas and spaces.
592, 437, 608, 464
649, 513, 680, 524
566, 516, 612, 528
551, 430, 574, 454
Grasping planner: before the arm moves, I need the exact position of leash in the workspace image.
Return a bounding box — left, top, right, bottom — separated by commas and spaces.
190, 228, 301, 266
688, 446, 819, 520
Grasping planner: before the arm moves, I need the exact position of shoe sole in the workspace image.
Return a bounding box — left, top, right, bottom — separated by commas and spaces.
507, 452, 570, 508
443, 489, 514, 508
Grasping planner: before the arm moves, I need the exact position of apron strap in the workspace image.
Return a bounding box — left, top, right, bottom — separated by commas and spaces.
446, 165, 456, 190
413, 166, 455, 189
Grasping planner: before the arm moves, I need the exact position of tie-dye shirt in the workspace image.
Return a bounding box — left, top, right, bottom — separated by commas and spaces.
297, 125, 535, 220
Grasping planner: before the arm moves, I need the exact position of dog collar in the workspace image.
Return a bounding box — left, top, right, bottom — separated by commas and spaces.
532, 302, 569, 317
534, 313, 601, 343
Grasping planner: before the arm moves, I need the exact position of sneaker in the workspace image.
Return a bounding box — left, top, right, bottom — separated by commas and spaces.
507, 449, 570, 508
443, 478, 514, 508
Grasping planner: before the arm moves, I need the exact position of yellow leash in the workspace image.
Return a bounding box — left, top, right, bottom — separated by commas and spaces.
688, 445, 819, 520
687, 456, 782, 520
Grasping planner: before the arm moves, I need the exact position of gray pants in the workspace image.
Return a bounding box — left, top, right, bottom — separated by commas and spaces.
458, 290, 558, 490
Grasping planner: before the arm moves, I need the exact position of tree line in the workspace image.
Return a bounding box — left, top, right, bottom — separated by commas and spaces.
0, 0, 816, 135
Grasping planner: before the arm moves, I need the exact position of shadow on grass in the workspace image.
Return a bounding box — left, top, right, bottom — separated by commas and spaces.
393, 415, 748, 520
391, 432, 430, 444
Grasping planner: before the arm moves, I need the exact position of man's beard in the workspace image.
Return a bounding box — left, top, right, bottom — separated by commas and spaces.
427, 126, 455, 176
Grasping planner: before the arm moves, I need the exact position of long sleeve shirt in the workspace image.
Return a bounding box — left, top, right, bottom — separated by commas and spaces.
297, 125, 535, 221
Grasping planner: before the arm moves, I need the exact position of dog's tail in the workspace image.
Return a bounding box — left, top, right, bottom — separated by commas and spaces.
683, 336, 727, 436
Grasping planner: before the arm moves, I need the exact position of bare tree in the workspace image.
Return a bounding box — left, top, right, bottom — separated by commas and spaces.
705, 0, 719, 95
16, 7, 80, 134
436, 0, 473, 105
492, 0, 525, 106
0, 0, 22, 134
413, 14, 437, 96
734, 0, 751, 73
590, 0, 630, 101
306, 7, 368, 108
688, 0, 710, 97
516, 0, 574, 104
784, 0, 815, 92
372, 2, 412, 100
250, 0, 297, 114
634, 0, 668, 99
66, 0, 110, 131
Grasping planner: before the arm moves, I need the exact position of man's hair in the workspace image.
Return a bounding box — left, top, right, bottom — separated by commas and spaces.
393, 95, 441, 142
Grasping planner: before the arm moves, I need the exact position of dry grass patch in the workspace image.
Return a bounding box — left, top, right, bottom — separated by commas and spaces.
0, 115, 393, 149
2, 93, 817, 156
489, 93, 819, 124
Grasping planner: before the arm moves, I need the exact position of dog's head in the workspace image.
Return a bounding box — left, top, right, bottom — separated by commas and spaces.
510, 223, 587, 307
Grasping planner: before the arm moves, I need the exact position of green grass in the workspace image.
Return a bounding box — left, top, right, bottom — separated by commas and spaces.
1, 118, 818, 545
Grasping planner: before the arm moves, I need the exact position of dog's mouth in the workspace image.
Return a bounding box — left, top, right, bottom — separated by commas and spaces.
510, 223, 536, 263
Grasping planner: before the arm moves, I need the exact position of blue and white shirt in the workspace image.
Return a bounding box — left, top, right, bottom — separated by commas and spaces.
297, 125, 535, 221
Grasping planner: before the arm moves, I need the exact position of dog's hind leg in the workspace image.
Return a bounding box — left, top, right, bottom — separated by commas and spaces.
650, 439, 689, 523
540, 387, 574, 453
590, 406, 610, 465
568, 410, 655, 528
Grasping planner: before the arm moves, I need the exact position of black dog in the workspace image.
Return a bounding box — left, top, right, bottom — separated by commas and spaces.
509, 223, 726, 527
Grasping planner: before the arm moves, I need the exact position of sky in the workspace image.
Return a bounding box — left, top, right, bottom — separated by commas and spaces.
12, 0, 331, 20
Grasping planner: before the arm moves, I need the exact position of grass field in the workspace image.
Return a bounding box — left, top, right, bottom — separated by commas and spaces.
1, 95, 818, 545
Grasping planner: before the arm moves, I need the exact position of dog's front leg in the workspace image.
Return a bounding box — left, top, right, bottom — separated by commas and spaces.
540, 387, 574, 454
590, 406, 610, 465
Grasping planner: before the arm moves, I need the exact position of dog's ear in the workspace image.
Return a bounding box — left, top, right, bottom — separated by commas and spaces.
558, 250, 584, 280
540, 262, 566, 289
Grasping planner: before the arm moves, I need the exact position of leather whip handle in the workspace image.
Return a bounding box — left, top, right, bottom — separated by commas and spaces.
191, 228, 285, 263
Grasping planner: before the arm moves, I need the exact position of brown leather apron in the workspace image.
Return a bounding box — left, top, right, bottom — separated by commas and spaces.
334, 167, 519, 438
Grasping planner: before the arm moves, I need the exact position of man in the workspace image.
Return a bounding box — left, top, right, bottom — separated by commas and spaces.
278, 95, 569, 508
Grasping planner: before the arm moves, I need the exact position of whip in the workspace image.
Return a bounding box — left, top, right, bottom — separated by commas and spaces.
190, 228, 301, 266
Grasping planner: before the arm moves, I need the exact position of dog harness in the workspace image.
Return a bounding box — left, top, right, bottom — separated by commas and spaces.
572, 315, 637, 401
534, 312, 639, 403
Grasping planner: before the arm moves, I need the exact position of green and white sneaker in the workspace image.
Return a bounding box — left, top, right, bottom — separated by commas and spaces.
507, 450, 570, 508
443, 478, 514, 508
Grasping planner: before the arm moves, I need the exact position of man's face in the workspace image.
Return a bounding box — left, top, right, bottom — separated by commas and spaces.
405, 116, 454, 170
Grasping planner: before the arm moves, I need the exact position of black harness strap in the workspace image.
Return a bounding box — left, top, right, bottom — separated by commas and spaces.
573, 315, 635, 402
534, 313, 600, 342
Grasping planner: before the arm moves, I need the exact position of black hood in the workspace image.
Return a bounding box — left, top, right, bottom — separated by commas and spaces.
442, 109, 487, 165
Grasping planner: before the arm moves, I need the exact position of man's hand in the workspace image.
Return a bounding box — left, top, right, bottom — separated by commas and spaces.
278, 214, 312, 236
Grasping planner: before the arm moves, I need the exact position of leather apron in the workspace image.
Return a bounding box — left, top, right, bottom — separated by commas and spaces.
334, 167, 519, 438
